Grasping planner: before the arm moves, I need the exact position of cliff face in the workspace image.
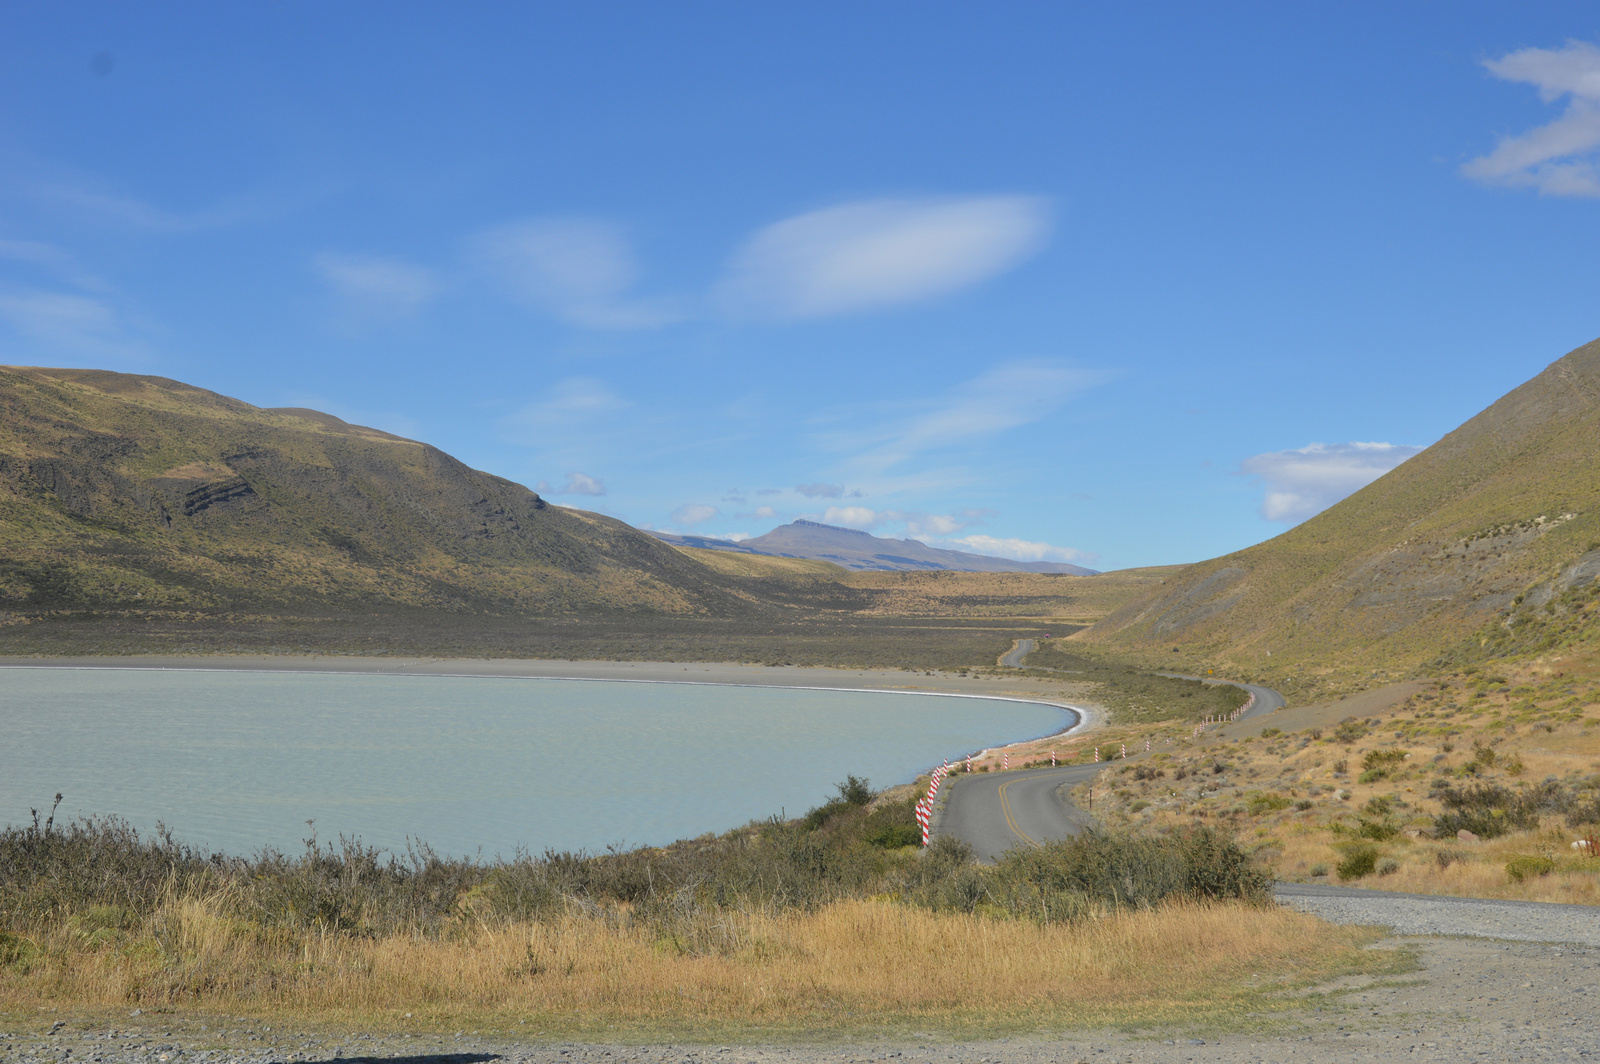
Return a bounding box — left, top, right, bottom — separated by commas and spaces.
1084, 337, 1600, 687
0, 367, 745, 617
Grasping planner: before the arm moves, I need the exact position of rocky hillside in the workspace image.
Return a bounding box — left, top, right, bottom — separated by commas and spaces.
0, 367, 748, 621
1083, 336, 1600, 692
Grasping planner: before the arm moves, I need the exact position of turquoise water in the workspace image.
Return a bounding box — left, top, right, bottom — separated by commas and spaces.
0, 668, 1072, 857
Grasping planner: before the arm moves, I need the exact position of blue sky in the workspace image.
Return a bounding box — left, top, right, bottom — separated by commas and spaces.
2, 4, 1599, 571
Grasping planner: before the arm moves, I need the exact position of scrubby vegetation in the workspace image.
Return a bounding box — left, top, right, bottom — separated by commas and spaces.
0, 786, 1379, 1037
1075, 657, 1600, 905
1021, 639, 1250, 723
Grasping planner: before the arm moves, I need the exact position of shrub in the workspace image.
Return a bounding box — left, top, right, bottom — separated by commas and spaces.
1432, 781, 1569, 840
1308, 863, 1329, 877
1294, 800, 1314, 811
1333, 720, 1368, 744
1505, 855, 1555, 882
865, 823, 921, 849
1247, 793, 1291, 816
1357, 818, 1398, 841
1375, 857, 1399, 876
976, 828, 1267, 920
1336, 843, 1379, 880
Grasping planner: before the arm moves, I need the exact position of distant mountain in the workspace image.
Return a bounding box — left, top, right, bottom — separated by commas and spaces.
650, 520, 1097, 574
0, 366, 750, 619
1084, 334, 1600, 687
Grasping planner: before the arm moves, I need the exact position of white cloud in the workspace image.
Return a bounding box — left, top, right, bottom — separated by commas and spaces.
671, 503, 720, 526
816, 506, 985, 539
469, 218, 683, 329
0, 288, 135, 358
824, 360, 1100, 475
751, 505, 777, 520
1463, 40, 1600, 197
536, 472, 607, 497
795, 482, 844, 498
937, 534, 1095, 565
717, 195, 1051, 318
1240, 441, 1423, 523
820, 505, 886, 529
511, 377, 628, 427
314, 252, 438, 317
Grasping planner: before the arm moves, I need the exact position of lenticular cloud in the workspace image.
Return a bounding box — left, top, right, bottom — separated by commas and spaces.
717, 196, 1051, 319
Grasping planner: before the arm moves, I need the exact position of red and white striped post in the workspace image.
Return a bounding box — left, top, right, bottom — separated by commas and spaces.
1120, 742, 1126, 759
1094, 747, 1099, 762
1002, 752, 1009, 771
1051, 749, 1057, 766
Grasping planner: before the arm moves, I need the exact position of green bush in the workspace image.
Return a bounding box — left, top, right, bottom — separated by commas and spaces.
1336, 843, 1379, 880
1431, 781, 1568, 840
1505, 855, 1555, 882
1247, 793, 1291, 816
965, 828, 1267, 921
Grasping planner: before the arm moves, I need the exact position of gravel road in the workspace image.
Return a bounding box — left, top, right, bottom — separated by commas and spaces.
5, 931, 1598, 1064
1277, 881, 1600, 946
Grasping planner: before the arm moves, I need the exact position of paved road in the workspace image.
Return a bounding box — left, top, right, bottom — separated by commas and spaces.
998, 637, 1035, 668
938, 762, 1102, 862
1156, 671, 1284, 720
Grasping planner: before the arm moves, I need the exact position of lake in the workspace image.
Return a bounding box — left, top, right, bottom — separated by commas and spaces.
0, 667, 1073, 857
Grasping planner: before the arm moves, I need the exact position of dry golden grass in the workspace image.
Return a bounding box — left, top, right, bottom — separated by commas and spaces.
0, 896, 1393, 1039
673, 547, 849, 578
1082, 652, 1600, 905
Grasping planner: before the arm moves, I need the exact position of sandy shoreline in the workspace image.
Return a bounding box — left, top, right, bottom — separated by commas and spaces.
0, 653, 1101, 759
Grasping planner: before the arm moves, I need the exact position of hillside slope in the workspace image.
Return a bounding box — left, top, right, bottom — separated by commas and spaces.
1083, 336, 1600, 692
0, 367, 748, 621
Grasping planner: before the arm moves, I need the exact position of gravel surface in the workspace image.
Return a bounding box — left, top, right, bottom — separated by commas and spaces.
6, 932, 1597, 1063
1276, 882, 1600, 946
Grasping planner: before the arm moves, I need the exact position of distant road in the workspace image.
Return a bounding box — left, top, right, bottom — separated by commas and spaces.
1155, 671, 1285, 720
998, 638, 1035, 668
938, 762, 1102, 863
952, 647, 1287, 860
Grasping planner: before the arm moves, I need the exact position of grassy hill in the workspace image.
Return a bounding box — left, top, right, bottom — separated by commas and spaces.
0, 367, 1167, 667
1081, 335, 1600, 695
0, 367, 754, 626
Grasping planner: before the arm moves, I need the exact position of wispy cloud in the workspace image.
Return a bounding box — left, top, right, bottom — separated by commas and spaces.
717, 195, 1051, 319
1240, 441, 1422, 523
935, 534, 1095, 565
795, 482, 844, 498
0, 288, 138, 359
314, 252, 439, 319
816, 505, 987, 539
535, 472, 607, 497
469, 218, 684, 329
822, 359, 1100, 476
1463, 40, 1600, 197
670, 503, 720, 526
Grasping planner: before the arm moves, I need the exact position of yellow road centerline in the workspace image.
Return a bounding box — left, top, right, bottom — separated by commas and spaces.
997, 778, 1039, 848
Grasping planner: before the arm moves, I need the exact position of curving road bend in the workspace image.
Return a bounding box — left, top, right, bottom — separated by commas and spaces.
952, 643, 1287, 861
937, 762, 1102, 862
998, 637, 1036, 668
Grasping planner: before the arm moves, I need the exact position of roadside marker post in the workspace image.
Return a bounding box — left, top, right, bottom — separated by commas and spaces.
1051, 749, 1056, 766
1120, 743, 1126, 759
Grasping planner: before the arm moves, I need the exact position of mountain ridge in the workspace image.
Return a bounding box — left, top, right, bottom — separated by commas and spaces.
648, 519, 1098, 575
